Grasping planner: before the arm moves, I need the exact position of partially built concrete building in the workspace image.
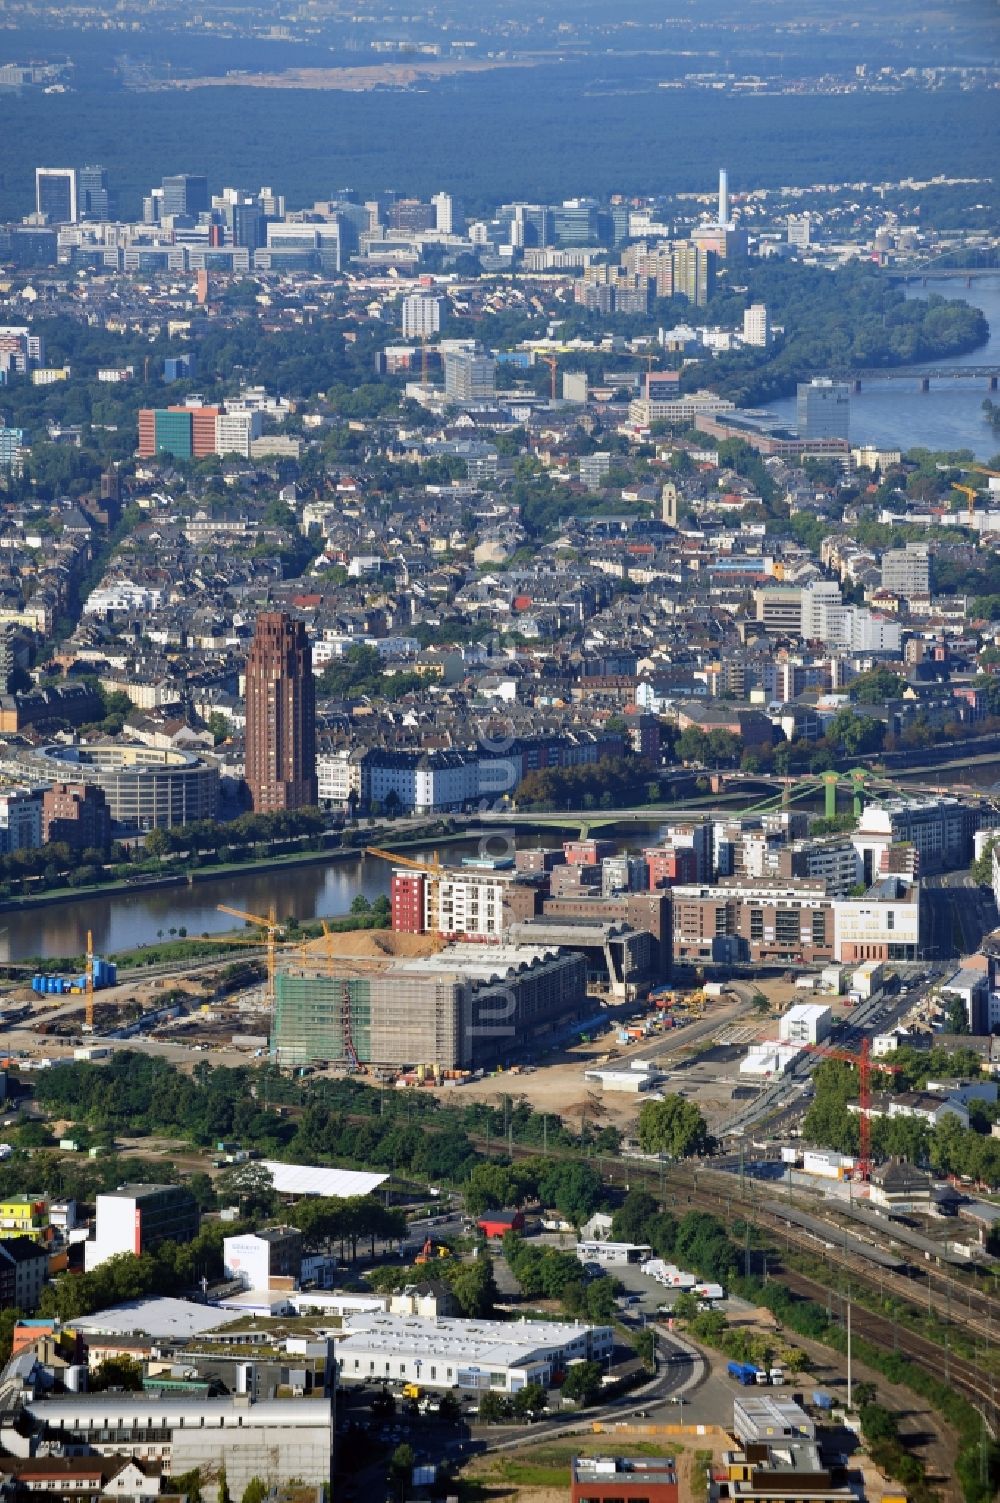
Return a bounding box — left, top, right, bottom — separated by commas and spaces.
271, 942, 586, 1071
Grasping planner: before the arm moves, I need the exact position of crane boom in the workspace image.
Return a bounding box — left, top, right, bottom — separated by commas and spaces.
799, 1037, 900, 1184
216, 904, 281, 1008
85, 929, 94, 1033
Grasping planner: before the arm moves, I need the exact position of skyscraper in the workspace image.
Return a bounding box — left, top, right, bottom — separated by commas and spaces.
78, 165, 110, 220
797, 379, 850, 440
35, 168, 77, 224
161, 174, 209, 219
245, 612, 317, 813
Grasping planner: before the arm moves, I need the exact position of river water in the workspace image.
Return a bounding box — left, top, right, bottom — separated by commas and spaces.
768, 274, 1000, 459
6, 276, 1000, 964
0, 823, 682, 962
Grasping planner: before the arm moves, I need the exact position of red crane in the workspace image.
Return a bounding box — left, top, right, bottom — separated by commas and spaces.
799, 1037, 900, 1185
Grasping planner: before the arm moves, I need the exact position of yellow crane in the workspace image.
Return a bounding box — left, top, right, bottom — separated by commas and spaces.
365, 846, 444, 935
216, 905, 283, 1008
538, 353, 558, 401
84, 929, 94, 1033
953, 465, 1000, 526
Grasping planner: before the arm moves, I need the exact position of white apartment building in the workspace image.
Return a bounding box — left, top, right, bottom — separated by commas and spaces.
778, 1002, 832, 1045
215, 409, 263, 458
436, 869, 507, 937
0, 788, 43, 854
742, 302, 770, 346
401, 294, 443, 340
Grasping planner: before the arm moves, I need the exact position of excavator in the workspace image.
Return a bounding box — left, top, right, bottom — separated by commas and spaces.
414, 1236, 452, 1265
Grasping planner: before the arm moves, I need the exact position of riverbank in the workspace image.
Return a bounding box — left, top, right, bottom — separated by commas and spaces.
0, 819, 476, 919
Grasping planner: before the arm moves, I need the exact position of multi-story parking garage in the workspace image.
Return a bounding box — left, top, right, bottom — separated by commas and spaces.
10, 743, 219, 830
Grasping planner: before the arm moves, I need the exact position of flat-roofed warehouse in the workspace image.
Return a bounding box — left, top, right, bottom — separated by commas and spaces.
335, 1312, 613, 1392
271, 942, 585, 1070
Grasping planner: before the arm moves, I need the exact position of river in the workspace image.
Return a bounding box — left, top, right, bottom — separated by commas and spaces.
767, 274, 1000, 459
0, 823, 681, 962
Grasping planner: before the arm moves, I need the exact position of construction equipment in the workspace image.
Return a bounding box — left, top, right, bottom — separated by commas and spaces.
799, 1039, 900, 1185
342, 980, 361, 1073
216, 905, 283, 1008
952, 465, 1000, 527
85, 930, 94, 1032
538, 353, 558, 401
365, 846, 445, 935
414, 1237, 451, 1265
952, 482, 980, 528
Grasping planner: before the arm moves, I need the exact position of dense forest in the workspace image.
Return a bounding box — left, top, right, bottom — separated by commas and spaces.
0, 64, 995, 222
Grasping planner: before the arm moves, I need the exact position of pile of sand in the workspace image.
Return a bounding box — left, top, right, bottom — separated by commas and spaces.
298, 929, 440, 961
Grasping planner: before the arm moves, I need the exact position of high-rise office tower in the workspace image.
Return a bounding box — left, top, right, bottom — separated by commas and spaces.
718, 168, 729, 227
443, 349, 497, 403
161, 174, 209, 219
245, 612, 317, 813
797, 378, 850, 440
78, 165, 110, 220
787, 214, 812, 250
431, 191, 464, 235
35, 168, 77, 223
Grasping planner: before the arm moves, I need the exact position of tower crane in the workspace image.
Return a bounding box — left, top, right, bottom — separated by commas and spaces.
538, 353, 558, 401
365, 846, 445, 935
84, 929, 94, 1033
952, 464, 1000, 527
798, 1038, 900, 1185
216, 905, 283, 1008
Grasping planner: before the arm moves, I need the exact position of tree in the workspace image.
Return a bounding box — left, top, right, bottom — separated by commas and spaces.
585, 1275, 618, 1323
437, 1392, 462, 1424
971, 836, 997, 886
218, 1470, 232, 1503
943, 995, 970, 1035
389, 1443, 415, 1496
446, 1253, 497, 1318
637, 1096, 712, 1159
561, 1359, 603, 1406
216, 1162, 276, 1218
89, 1355, 143, 1391
477, 1391, 514, 1423
144, 827, 170, 860
860, 1403, 899, 1444
174, 1473, 203, 1503
512, 1382, 548, 1420
634, 1329, 656, 1371
611, 1189, 659, 1245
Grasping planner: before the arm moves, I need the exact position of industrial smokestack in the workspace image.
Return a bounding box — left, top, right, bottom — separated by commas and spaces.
718, 168, 729, 225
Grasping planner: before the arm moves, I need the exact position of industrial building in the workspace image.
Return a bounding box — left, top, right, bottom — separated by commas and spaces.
572, 1456, 678, 1503
14, 1396, 332, 1494
732, 1393, 816, 1444
335, 1312, 613, 1392
506, 916, 656, 998
270, 943, 586, 1070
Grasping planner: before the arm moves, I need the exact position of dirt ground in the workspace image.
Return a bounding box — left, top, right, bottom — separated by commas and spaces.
427, 977, 813, 1130
459, 1429, 732, 1503
723, 1302, 961, 1503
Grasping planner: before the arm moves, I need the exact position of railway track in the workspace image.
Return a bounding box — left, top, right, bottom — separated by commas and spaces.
777, 1264, 998, 1423
632, 1162, 1000, 1344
